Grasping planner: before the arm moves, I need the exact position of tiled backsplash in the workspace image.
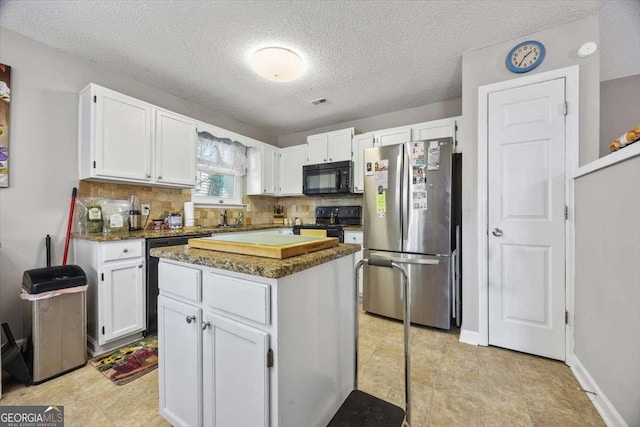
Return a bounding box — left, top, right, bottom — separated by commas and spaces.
78, 181, 363, 228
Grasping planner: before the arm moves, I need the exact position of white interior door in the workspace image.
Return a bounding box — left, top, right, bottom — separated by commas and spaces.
488, 78, 566, 361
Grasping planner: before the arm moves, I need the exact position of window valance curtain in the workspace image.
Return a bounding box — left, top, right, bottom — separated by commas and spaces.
197, 131, 248, 176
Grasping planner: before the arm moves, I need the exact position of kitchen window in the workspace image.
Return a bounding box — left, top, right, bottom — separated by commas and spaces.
192, 131, 247, 206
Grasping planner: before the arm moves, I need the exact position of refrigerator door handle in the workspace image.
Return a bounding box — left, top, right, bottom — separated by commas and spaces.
401, 146, 409, 242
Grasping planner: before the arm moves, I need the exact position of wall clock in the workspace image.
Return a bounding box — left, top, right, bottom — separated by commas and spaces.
506, 40, 545, 73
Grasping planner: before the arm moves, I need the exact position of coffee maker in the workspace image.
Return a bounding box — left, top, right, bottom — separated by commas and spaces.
129, 195, 142, 231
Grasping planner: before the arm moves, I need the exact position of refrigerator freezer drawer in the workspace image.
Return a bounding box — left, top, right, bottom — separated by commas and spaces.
363, 250, 451, 329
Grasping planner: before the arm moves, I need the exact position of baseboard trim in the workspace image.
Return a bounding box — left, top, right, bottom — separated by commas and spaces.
459, 329, 479, 346
571, 355, 628, 427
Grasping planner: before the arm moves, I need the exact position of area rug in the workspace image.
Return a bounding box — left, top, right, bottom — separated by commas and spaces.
90, 335, 158, 386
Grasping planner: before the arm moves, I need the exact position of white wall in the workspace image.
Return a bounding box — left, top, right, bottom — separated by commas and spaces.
573, 155, 640, 426
277, 98, 461, 147
0, 28, 275, 340
460, 16, 600, 334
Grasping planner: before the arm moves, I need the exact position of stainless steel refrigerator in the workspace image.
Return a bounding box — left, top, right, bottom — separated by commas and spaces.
363, 138, 458, 329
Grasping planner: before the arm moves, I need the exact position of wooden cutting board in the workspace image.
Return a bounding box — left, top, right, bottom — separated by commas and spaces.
188, 234, 339, 259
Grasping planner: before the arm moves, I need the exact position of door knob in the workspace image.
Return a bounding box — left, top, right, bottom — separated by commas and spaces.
202, 321, 211, 330
492, 228, 503, 237
185, 315, 196, 324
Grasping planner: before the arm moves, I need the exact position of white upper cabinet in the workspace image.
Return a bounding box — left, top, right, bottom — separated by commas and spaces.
247, 142, 278, 196
411, 116, 462, 152
373, 125, 412, 147
306, 133, 328, 164
352, 133, 374, 193
351, 117, 463, 193
327, 128, 353, 162
155, 109, 197, 186
278, 145, 306, 196
84, 85, 153, 181
306, 128, 354, 164
79, 83, 196, 188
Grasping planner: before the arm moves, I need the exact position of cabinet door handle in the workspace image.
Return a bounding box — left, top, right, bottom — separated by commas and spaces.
123, 248, 128, 253
138, 264, 143, 268
146, 174, 151, 178
202, 321, 211, 330
185, 315, 196, 324
329, 158, 332, 161
158, 176, 163, 180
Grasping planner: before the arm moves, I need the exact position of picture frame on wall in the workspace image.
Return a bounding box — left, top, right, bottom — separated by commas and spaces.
0, 63, 11, 188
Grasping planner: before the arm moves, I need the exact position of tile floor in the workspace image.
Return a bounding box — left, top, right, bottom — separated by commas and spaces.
1, 310, 604, 427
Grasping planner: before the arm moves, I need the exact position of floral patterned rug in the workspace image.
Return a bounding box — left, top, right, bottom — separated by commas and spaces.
90, 335, 158, 386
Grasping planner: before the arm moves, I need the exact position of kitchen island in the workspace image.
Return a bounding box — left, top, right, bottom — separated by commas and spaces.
151, 242, 360, 427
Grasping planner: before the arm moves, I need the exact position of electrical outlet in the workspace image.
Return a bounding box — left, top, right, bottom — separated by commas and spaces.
141, 204, 151, 216
246, 204, 251, 212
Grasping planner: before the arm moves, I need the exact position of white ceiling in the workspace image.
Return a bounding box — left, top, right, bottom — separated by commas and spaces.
0, 0, 603, 136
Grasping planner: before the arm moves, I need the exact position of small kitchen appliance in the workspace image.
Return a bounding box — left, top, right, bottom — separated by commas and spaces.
302, 161, 353, 196
129, 195, 142, 231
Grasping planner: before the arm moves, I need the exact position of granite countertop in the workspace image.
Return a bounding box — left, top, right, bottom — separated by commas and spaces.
150, 243, 361, 279
72, 224, 287, 242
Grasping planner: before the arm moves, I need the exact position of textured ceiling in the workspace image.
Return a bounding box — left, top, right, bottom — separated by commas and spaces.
0, 0, 602, 135
599, 0, 640, 81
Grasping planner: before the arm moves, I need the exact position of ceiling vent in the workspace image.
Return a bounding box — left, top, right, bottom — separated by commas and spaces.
309, 98, 327, 106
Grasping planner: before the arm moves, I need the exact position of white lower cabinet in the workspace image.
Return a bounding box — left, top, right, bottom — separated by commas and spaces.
74, 238, 146, 356
158, 263, 271, 427
158, 296, 202, 427
157, 257, 355, 427
101, 259, 145, 342
203, 312, 269, 427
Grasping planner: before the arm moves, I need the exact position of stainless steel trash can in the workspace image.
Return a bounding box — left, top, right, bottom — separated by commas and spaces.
21, 265, 87, 384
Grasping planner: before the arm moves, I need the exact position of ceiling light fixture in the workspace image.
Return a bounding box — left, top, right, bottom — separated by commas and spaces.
250, 47, 304, 82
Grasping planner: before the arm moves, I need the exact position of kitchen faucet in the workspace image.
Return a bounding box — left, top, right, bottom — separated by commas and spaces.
220, 210, 228, 226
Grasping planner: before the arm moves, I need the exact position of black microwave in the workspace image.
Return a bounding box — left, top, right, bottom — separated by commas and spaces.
302, 161, 353, 196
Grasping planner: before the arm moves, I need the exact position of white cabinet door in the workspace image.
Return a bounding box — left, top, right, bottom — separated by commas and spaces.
155, 109, 197, 186
100, 259, 145, 344
158, 296, 202, 427
307, 133, 328, 164
263, 144, 277, 195
327, 128, 353, 162
412, 117, 461, 151
247, 144, 278, 196
352, 133, 374, 193
95, 87, 152, 181
278, 145, 306, 195
374, 126, 412, 147
203, 312, 269, 427
345, 231, 364, 295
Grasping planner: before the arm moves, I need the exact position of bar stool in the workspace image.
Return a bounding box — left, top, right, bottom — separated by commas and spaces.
327, 255, 439, 427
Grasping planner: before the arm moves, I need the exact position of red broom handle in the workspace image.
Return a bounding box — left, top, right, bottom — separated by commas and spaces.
62, 187, 77, 266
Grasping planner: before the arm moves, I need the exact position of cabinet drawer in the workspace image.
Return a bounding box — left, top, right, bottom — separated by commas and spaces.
344, 231, 363, 245
159, 262, 201, 302
203, 274, 270, 325
102, 240, 144, 261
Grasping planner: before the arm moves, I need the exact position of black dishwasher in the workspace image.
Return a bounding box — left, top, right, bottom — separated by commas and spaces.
146, 234, 210, 333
